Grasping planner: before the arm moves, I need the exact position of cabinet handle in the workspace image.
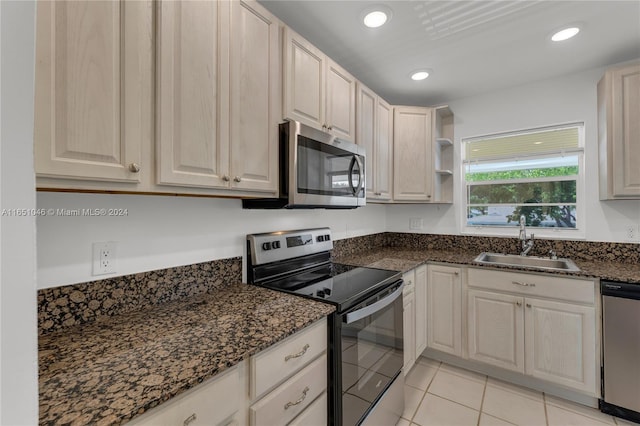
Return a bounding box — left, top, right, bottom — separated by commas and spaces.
222, 175, 230, 182
183, 413, 197, 426
285, 344, 310, 362
516, 301, 522, 307
454, 271, 459, 275
233, 176, 241, 183
128, 163, 140, 173
526, 303, 532, 308
284, 386, 309, 410
374, 192, 382, 196
328, 126, 333, 131
512, 281, 535, 287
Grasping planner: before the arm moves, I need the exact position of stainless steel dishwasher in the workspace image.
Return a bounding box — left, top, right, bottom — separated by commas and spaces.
600, 280, 640, 423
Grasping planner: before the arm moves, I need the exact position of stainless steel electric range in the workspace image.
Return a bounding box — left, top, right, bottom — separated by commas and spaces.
246, 228, 405, 426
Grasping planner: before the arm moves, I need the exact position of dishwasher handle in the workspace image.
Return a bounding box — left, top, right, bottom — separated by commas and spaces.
601, 281, 640, 300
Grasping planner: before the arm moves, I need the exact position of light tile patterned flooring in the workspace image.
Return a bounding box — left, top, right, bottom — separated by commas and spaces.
397, 357, 637, 426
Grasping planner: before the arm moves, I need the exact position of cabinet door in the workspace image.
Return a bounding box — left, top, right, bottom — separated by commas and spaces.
283, 28, 325, 129
325, 58, 356, 141
156, 0, 229, 188
34, 0, 151, 182
228, 0, 279, 193
375, 98, 394, 201
393, 107, 433, 201
426, 265, 462, 357
403, 289, 416, 375
611, 64, 640, 197
468, 290, 524, 372
356, 83, 376, 198
414, 265, 428, 357
524, 298, 597, 394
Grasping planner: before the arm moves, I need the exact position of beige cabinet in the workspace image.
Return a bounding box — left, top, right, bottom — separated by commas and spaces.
414, 265, 428, 357
128, 363, 244, 426
356, 83, 393, 201
468, 289, 524, 372
432, 106, 454, 203
403, 272, 416, 375
426, 265, 462, 357
467, 268, 598, 395
393, 106, 433, 201
283, 27, 356, 141
157, 0, 278, 193
598, 62, 640, 199
34, 0, 152, 185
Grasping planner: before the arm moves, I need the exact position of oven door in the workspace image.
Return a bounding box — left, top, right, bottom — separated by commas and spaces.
288, 121, 366, 207
340, 281, 404, 426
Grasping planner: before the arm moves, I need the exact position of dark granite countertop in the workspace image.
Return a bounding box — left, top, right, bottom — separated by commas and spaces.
334, 248, 640, 284
39, 283, 335, 426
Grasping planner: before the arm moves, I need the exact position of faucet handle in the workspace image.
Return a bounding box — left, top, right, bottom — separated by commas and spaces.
530, 233, 534, 240
549, 249, 557, 260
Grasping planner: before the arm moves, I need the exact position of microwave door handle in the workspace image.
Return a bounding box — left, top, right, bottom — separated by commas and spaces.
348, 155, 364, 196
345, 282, 404, 324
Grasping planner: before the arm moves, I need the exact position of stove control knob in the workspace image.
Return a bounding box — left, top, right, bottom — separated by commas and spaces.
323, 287, 331, 296
317, 235, 325, 242
261, 242, 271, 251
324, 234, 331, 241
271, 241, 281, 249
316, 289, 325, 298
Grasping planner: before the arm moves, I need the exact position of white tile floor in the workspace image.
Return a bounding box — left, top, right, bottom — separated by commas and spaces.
398, 357, 633, 426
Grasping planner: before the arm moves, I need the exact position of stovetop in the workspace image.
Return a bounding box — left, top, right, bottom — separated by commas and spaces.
259, 262, 401, 312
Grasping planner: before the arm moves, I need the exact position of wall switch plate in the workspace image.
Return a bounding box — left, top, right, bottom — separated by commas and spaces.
92, 242, 117, 275
409, 218, 423, 230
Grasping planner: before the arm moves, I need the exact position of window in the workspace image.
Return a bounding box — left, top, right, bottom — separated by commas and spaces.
463, 124, 584, 235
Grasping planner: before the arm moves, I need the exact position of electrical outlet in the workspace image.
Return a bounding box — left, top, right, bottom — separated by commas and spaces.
93, 242, 117, 275
625, 225, 639, 241
409, 218, 423, 230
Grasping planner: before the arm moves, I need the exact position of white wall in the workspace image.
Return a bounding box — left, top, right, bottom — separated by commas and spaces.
0, 1, 39, 424
386, 64, 640, 242
37, 193, 386, 288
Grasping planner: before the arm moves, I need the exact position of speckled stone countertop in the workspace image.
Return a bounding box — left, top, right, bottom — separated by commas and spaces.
39, 283, 335, 426
334, 248, 640, 284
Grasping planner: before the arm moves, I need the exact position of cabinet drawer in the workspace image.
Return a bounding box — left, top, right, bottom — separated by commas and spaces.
250, 318, 327, 399
249, 354, 327, 426
129, 364, 241, 426
467, 268, 595, 305
288, 392, 327, 426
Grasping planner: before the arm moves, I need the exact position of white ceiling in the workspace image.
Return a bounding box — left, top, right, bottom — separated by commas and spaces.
258, 0, 640, 105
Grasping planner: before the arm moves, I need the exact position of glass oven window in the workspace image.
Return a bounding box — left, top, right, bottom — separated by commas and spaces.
297, 135, 364, 197
341, 291, 403, 425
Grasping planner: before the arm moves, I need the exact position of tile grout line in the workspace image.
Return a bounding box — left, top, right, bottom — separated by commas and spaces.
410, 360, 442, 425
543, 392, 550, 426
477, 374, 489, 426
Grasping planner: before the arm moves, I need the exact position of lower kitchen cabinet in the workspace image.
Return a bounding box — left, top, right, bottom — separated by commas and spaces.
467, 268, 598, 396
127, 318, 328, 425
403, 269, 416, 374
426, 264, 462, 357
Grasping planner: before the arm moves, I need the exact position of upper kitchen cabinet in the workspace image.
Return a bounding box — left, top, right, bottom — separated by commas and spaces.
283, 28, 356, 142
157, 0, 279, 193
34, 0, 153, 188
598, 62, 640, 199
432, 106, 454, 203
393, 106, 433, 202
356, 83, 393, 202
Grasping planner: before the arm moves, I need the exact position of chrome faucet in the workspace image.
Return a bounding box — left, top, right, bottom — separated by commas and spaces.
519, 215, 534, 256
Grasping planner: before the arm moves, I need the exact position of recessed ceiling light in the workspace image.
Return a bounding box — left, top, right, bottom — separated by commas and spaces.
411, 71, 430, 81
551, 27, 580, 42
364, 10, 388, 28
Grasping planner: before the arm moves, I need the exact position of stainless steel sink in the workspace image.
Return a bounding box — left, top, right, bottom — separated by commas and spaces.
474, 252, 580, 272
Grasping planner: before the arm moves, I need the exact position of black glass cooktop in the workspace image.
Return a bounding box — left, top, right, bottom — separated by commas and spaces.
260, 263, 401, 312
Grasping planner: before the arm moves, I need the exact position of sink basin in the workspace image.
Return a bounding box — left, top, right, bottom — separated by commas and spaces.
474, 252, 580, 272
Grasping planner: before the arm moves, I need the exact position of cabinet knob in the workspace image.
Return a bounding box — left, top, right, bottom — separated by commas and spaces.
222, 175, 230, 182
516, 301, 522, 307
374, 192, 382, 196
128, 163, 140, 173
526, 303, 532, 308
233, 176, 242, 183
328, 126, 333, 131
454, 271, 459, 275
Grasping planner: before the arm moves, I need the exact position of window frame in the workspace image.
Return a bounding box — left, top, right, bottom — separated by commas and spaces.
460, 122, 586, 240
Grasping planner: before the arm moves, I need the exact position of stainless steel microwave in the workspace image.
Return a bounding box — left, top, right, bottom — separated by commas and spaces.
243, 121, 366, 209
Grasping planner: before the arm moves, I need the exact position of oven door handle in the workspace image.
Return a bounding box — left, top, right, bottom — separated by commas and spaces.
345, 282, 404, 324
